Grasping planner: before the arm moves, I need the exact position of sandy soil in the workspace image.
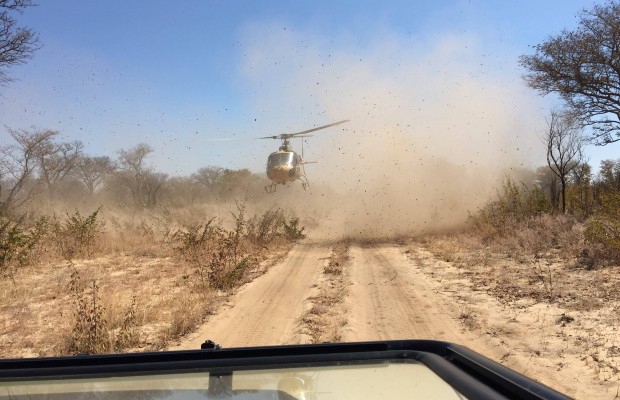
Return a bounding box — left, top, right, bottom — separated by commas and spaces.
169, 242, 332, 350
170, 240, 619, 399
344, 243, 471, 342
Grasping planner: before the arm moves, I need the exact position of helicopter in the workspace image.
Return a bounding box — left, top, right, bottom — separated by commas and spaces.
260, 120, 349, 193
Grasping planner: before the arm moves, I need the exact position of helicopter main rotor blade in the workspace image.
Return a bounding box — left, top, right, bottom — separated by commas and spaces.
258, 134, 315, 140
286, 119, 350, 137
258, 120, 349, 140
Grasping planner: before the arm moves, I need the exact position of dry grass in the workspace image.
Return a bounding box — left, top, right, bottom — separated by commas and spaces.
0, 204, 300, 357
417, 213, 620, 388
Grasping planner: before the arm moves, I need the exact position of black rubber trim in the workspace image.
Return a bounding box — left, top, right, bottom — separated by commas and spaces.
0, 340, 571, 400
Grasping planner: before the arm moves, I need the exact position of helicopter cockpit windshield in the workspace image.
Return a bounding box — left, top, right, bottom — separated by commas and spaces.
268, 152, 296, 167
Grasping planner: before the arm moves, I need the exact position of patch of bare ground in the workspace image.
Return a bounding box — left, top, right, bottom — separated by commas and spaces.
0, 242, 292, 358
298, 241, 350, 343
413, 235, 620, 399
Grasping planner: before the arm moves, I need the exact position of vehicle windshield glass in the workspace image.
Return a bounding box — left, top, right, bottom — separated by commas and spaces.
2, 2, 614, 398
0, 360, 464, 400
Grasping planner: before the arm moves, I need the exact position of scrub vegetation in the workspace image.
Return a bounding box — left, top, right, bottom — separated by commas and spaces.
0, 196, 304, 356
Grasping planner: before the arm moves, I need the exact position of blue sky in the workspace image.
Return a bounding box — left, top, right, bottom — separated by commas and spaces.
0, 0, 616, 177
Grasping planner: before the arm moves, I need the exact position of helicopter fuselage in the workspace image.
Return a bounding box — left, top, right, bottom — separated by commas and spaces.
261, 119, 348, 192
266, 150, 303, 184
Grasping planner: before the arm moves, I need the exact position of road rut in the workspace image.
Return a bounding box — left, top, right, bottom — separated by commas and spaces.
170, 242, 331, 350
344, 243, 469, 342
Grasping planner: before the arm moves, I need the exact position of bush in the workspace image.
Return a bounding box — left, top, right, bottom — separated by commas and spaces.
468, 177, 551, 241
247, 207, 286, 245
67, 269, 139, 354
584, 192, 620, 264
171, 205, 306, 292
68, 269, 110, 354
170, 219, 220, 292
283, 217, 306, 241
0, 215, 46, 278
56, 208, 104, 259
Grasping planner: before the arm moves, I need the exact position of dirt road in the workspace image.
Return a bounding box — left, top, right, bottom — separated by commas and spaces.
174, 242, 472, 349
344, 243, 470, 342
172, 241, 613, 399
170, 243, 331, 349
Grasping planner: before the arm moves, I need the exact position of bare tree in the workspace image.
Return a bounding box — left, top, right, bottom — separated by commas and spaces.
536, 165, 560, 210
191, 166, 224, 201
34, 132, 83, 199
0, 128, 83, 209
570, 161, 593, 216
545, 110, 585, 213
520, 1, 620, 145
142, 171, 167, 208
0, 0, 39, 85
73, 155, 115, 195
0, 128, 51, 212
115, 143, 167, 208
191, 166, 224, 189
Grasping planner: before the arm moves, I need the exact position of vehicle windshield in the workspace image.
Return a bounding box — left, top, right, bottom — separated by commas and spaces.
0, 361, 464, 400
1, 2, 617, 399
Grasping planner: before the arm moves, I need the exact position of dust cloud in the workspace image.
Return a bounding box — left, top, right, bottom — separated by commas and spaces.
241, 25, 545, 239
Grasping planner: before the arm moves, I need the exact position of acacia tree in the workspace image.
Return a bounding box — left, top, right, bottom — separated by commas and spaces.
545, 110, 585, 213
520, 1, 620, 145
0, 128, 83, 209
73, 155, 115, 195
34, 132, 83, 200
0, 0, 39, 85
115, 143, 167, 208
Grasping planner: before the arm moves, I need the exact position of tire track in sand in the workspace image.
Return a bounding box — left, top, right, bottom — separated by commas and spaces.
170, 242, 331, 350
344, 243, 469, 342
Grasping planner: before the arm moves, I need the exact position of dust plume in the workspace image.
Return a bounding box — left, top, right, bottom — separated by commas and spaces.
240, 24, 544, 239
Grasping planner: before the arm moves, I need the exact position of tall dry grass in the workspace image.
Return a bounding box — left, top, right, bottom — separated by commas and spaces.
0, 202, 304, 357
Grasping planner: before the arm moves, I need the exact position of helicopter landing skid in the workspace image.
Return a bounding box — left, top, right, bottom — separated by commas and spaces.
265, 182, 278, 194
301, 177, 310, 191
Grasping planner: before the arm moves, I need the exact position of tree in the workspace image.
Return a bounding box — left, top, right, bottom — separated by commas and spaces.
520, 1, 620, 145
0, 128, 83, 209
191, 166, 224, 189
0, 128, 50, 212
545, 110, 585, 213
568, 161, 593, 216
115, 143, 167, 208
73, 155, 115, 195
33, 131, 83, 200
191, 166, 224, 201
598, 159, 620, 191
0, 0, 39, 85
536, 165, 560, 210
